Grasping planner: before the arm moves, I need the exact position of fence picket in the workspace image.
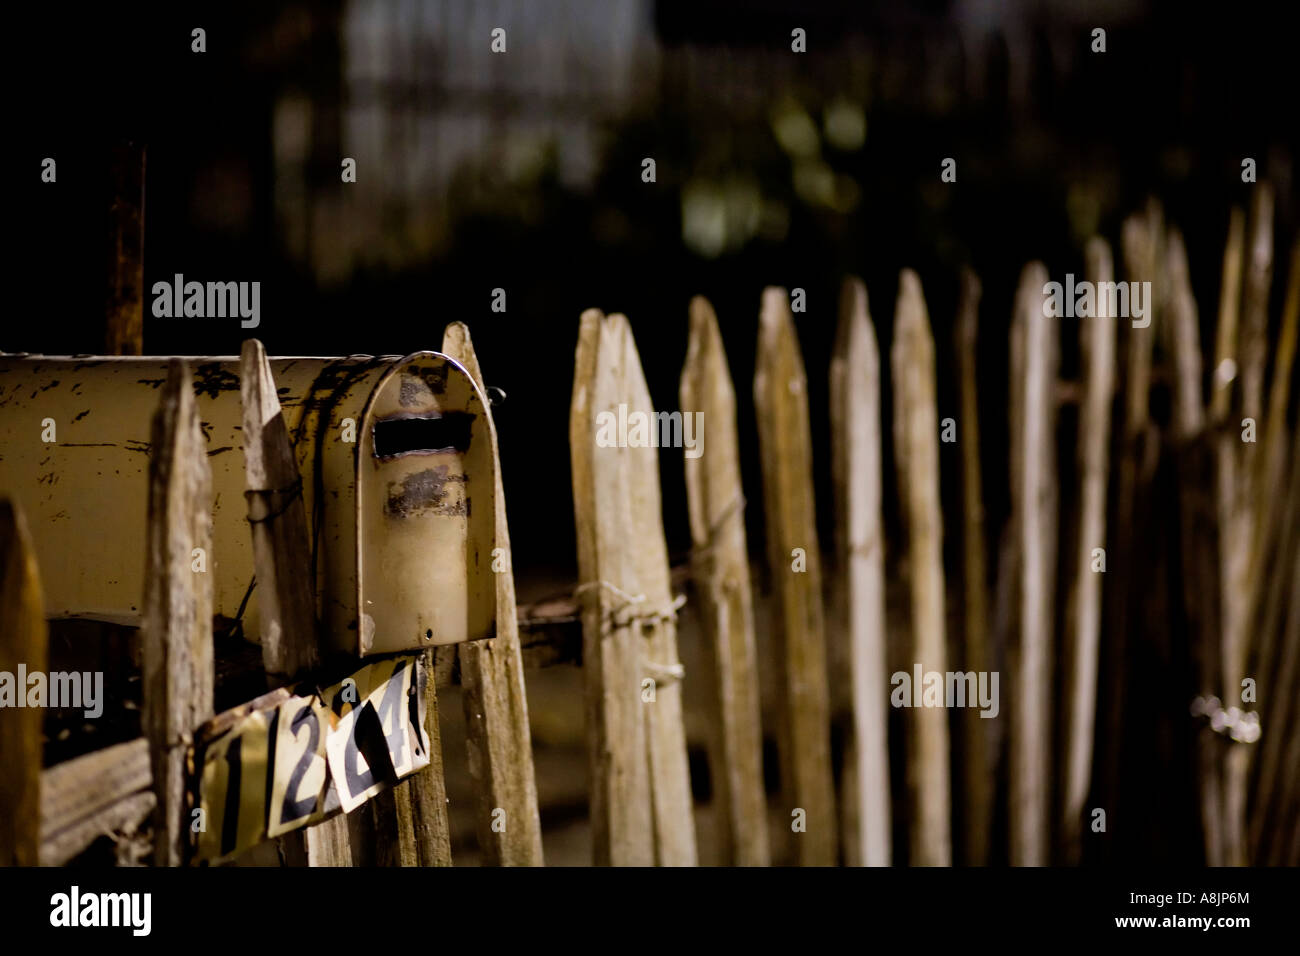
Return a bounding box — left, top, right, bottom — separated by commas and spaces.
754, 287, 837, 866
891, 270, 952, 867
441, 321, 545, 866
953, 269, 991, 865
239, 339, 353, 866
620, 315, 698, 866
832, 277, 891, 867
570, 309, 654, 865
1062, 240, 1116, 862
142, 360, 215, 866
1010, 262, 1057, 867
682, 295, 769, 866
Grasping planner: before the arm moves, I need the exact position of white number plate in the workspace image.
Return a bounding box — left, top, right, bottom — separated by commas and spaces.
192, 654, 430, 864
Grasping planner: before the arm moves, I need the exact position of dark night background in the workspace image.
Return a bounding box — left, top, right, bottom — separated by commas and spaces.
10, 1, 1298, 864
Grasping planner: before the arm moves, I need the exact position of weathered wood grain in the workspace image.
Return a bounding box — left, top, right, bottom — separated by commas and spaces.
953, 269, 990, 866
1010, 261, 1055, 867
239, 339, 318, 683
619, 315, 698, 866
142, 360, 215, 866
1165, 227, 1227, 867
408, 647, 453, 866
1248, 240, 1300, 860
1215, 195, 1270, 867
1098, 213, 1159, 850
891, 270, 952, 867
1062, 240, 1116, 862
682, 295, 769, 867
1250, 425, 1300, 862
239, 339, 351, 866
0, 500, 47, 866
570, 309, 654, 865
754, 288, 838, 866
442, 321, 544, 866
39, 737, 154, 865
831, 278, 891, 867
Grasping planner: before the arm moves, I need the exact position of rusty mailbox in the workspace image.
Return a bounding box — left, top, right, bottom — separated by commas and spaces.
0, 352, 496, 656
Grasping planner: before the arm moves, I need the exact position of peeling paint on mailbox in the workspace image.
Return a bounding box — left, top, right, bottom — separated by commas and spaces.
0, 351, 496, 656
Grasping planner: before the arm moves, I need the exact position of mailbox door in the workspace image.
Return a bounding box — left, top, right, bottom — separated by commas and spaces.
356, 352, 496, 654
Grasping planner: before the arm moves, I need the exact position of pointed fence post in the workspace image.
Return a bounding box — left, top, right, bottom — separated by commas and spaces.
953, 269, 991, 865
891, 270, 952, 867
754, 287, 838, 866
1166, 228, 1228, 866
0, 500, 46, 866
620, 316, 697, 867
570, 309, 654, 865
239, 339, 352, 866
681, 296, 769, 867
142, 360, 215, 866
441, 321, 544, 866
1201, 206, 1246, 867
1062, 240, 1116, 862
1010, 262, 1057, 867
831, 277, 891, 867
1222, 187, 1274, 866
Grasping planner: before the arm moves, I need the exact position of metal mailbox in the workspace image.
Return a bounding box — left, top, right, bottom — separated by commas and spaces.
0, 352, 496, 656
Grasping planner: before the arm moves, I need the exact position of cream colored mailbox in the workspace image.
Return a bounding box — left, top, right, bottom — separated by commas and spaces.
0, 352, 496, 656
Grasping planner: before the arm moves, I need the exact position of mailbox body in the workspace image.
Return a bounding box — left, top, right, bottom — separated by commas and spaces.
0, 353, 495, 656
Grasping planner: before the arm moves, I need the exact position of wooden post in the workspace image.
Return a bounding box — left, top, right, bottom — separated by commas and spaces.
681, 296, 769, 866
1237, 185, 1274, 452
570, 309, 654, 865
754, 287, 838, 866
142, 360, 215, 866
1250, 425, 1300, 863
105, 142, 146, 355
1222, 188, 1275, 866
441, 321, 544, 866
998, 268, 1029, 863
240, 340, 319, 683
408, 648, 454, 867
831, 278, 891, 867
1249, 241, 1300, 860
1010, 261, 1055, 867
1062, 239, 1116, 862
0, 500, 47, 866
1098, 212, 1159, 847
891, 270, 952, 867
953, 268, 991, 865
1201, 207, 1246, 868
1165, 227, 1226, 867
1252, 238, 1299, 554
1215, 191, 1273, 867
621, 316, 698, 867
238, 339, 351, 866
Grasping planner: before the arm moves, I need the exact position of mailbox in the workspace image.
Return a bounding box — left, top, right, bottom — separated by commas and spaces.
0, 352, 496, 656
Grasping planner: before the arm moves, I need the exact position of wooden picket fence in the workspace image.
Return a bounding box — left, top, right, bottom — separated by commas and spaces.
3, 195, 1298, 867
